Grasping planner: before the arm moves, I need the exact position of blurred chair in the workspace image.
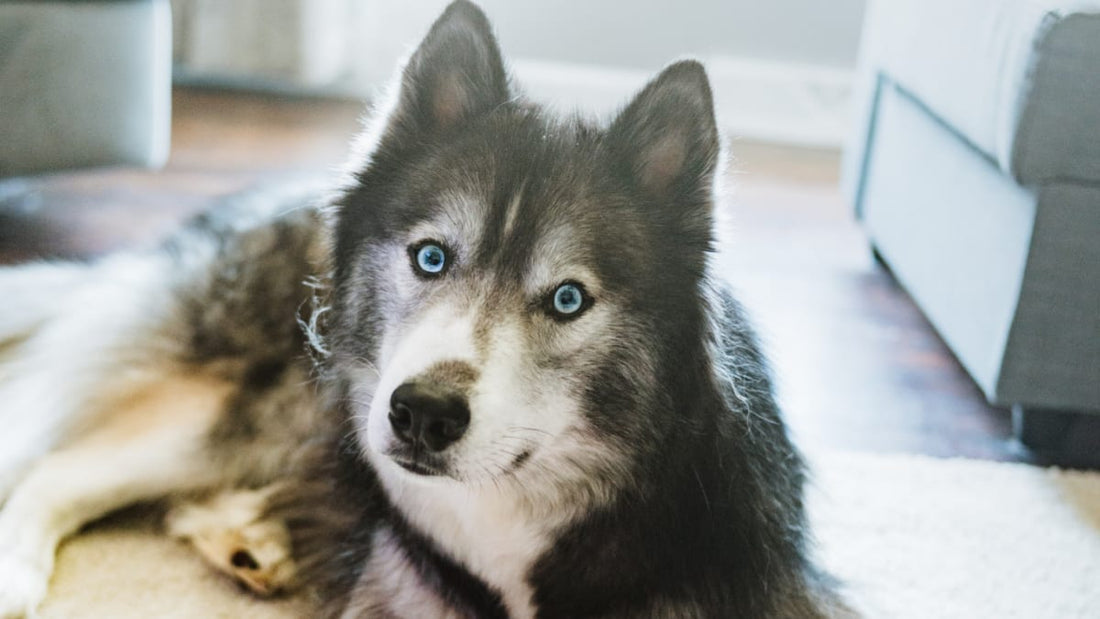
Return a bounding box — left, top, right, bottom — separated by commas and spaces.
0, 0, 172, 176
843, 0, 1100, 454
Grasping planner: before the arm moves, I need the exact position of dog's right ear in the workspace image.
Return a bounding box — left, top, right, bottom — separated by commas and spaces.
382, 1, 509, 145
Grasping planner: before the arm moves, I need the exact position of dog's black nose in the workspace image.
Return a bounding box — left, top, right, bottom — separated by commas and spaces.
389, 382, 470, 452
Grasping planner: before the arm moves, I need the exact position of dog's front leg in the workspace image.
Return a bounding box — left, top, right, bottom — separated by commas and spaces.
0, 373, 231, 618
166, 485, 297, 597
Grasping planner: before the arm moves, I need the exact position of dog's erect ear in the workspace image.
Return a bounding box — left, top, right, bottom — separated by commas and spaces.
389, 1, 509, 139
608, 61, 719, 202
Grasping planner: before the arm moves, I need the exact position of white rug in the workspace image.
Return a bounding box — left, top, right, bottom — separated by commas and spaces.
810, 452, 1100, 619
38, 452, 1100, 618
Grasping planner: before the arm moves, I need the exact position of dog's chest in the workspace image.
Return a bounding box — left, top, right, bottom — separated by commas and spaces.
391, 483, 551, 619
352, 529, 463, 619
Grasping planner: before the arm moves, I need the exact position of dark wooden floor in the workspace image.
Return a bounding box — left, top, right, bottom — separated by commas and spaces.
0, 87, 1063, 466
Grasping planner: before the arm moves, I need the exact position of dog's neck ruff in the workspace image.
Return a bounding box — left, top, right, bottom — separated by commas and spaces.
383, 513, 510, 619
370, 452, 564, 619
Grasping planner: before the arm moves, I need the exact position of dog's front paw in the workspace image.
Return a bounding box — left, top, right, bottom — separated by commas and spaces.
166, 488, 296, 597
0, 553, 49, 619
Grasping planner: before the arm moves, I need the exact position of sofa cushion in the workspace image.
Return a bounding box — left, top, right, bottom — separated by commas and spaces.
857, 0, 1100, 186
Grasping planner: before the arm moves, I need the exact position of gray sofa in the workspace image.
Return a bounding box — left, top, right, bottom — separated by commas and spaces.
0, 0, 172, 176
843, 0, 1100, 452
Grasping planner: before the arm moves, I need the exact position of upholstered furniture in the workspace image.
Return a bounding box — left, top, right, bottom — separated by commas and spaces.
843, 0, 1100, 453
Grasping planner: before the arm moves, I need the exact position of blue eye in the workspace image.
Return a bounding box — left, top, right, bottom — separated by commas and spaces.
413, 243, 447, 276
551, 283, 587, 317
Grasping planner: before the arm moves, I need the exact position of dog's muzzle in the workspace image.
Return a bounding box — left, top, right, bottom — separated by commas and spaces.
389, 381, 470, 453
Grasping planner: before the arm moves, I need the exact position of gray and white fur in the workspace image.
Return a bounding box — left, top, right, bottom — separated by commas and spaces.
0, 2, 852, 617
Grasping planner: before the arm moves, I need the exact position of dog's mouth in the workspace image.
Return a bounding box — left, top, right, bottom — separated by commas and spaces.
393, 458, 443, 476
388, 449, 447, 477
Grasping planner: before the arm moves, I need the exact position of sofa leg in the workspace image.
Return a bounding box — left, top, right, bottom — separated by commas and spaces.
1012, 406, 1073, 451
1012, 405, 1100, 468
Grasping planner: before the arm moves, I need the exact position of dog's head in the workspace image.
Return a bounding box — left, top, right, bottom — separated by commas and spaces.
327, 1, 720, 497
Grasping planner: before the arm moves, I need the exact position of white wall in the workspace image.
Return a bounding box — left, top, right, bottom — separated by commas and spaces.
343, 0, 867, 81
357, 0, 867, 146
480, 0, 867, 70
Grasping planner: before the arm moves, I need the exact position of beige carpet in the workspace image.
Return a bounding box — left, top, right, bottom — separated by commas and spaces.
38, 452, 1100, 618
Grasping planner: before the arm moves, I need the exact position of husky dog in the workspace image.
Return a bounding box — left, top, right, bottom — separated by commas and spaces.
0, 2, 850, 617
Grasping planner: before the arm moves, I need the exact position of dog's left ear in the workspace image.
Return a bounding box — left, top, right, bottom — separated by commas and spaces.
389, 0, 509, 139
608, 61, 719, 204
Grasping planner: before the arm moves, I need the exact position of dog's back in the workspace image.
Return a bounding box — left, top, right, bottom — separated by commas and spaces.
0, 186, 332, 614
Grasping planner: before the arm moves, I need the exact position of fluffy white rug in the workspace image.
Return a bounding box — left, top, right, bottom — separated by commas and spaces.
37, 452, 1100, 617
810, 452, 1100, 618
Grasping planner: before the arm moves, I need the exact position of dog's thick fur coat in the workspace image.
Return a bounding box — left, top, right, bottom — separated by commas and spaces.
0, 2, 850, 617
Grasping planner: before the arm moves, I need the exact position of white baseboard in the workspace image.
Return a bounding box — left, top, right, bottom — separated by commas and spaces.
512, 56, 854, 149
